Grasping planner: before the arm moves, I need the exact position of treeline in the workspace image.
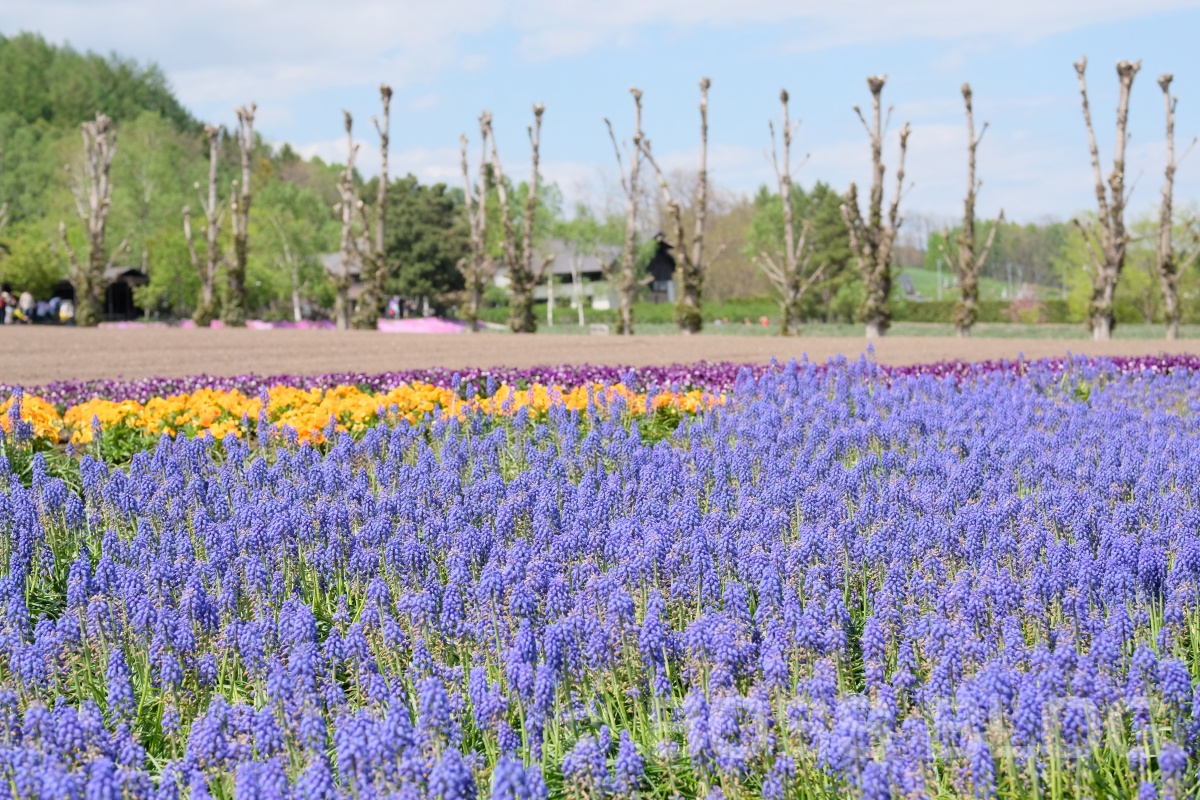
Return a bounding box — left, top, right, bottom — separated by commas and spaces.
0, 33, 1195, 338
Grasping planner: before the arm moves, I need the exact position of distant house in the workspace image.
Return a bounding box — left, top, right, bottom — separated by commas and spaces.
494, 238, 622, 310
319, 251, 366, 304
103, 267, 149, 319
53, 266, 150, 320
646, 233, 676, 303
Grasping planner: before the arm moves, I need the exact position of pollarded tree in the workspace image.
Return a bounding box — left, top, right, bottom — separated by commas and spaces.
604, 88, 645, 335
59, 113, 130, 327
330, 111, 361, 330
756, 89, 826, 335
949, 83, 1004, 337
182, 124, 224, 326
640, 78, 711, 334
1155, 73, 1199, 340
839, 76, 910, 339
1071, 56, 1140, 341
457, 112, 496, 332
223, 102, 256, 327
352, 84, 392, 330
490, 104, 554, 333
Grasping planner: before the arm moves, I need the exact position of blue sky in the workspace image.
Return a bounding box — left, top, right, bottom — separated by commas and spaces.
7, 1, 1200, 225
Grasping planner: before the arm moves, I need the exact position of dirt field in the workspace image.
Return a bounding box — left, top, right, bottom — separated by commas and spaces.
3, 327, 1200, 385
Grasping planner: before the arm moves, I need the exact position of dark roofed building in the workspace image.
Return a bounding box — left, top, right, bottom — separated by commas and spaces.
646, 233, 676, 303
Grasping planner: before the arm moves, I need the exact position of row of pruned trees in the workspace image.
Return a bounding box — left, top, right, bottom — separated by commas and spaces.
455, 63, 1194, 340
455, 81, 717, 335
54, 105, 260, 327
1072, 60, 1199, 340
49, 61, 1195, 337
51, 85, 401, 330
760, 60, 1195, 341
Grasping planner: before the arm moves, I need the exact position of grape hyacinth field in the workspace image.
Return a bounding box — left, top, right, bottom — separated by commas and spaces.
1, 355, 1199, 799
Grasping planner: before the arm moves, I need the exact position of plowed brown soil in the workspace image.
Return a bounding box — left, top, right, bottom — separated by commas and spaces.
3, 327, 1200, 385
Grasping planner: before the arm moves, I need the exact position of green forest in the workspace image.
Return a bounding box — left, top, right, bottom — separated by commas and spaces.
0, 32, 1196, 334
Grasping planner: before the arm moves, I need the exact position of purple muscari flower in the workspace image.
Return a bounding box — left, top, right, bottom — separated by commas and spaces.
105, 649, 136, 723
612, 730, 644, 796
86, 757, 119, 800
155, 762, 185, 800
683, 687, 713, 771
489, 756, 534, 800
418, 677, 454, 742
860, 759, 890, 800
1139, 782, 1158, 800
1159, 659, 1193, 713
1160, 741, 1187, 782
497, 721, 521, 756
968, 737, 996, 799
761, 755, 795, 800
428, 748, 476, 800
561, 735, 607, 795
296, 753, 334, 800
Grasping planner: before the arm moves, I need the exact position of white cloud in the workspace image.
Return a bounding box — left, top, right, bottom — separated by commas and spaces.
9, 0, 1198, 220
12, 0, 1200, 114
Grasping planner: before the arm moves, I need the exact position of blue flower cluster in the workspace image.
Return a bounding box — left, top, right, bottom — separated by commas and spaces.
0, 358, 1197, 798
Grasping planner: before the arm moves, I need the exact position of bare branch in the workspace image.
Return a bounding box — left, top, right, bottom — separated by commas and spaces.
57, 221, 80, 276
604, 118, 629, 196
974, 210, 1005, 272
1071, 217, 1105, 272
104, 234, 131, 271
1074, 57, 1112, 230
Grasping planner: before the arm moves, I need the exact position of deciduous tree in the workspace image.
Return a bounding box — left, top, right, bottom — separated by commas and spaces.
1155, 73, 1199, 340
385, 175, 467, 308
492, 104, 554, 333
182, 124, 223, 325
604, 88, 645, 335
457, 112, 495, 332
641, 78, 711, 333
755, 89, 826, 335
1071, 56, 1140, 340
223, 102, 256, 326
840, 76, 910, 338
59, 113, 129, 327
331, 111, 360, 330
949, 83, 1004, 337
352, 84, 392, 329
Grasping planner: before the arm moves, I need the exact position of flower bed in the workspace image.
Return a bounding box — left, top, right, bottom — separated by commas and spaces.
0, 358, 1197, 798
2, 382, 719, 450
6, 352, 1199, 409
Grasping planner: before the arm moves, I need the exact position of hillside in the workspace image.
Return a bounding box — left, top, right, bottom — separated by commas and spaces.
0, 32, 348, 320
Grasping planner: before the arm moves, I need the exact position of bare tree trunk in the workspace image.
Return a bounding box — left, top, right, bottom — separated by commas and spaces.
641, 79, 710, 334
223, 104, 255, 326
681, 78, 711, 334
951, 84, 1004, 338
574, 255, 585, 326
1156, 73, 1190, 341
352, 84, 392, 330
332, 111, 360, 331
183, 124, 223, 326
267, 214, 303, 323
840, 77, 910, 338
60, 114, 129, 327
1072, 57, 1140, 341
605, 88, 644, 335
756, 90, 826, 335
497, 105, 552, 333
457, 114, 495, 331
